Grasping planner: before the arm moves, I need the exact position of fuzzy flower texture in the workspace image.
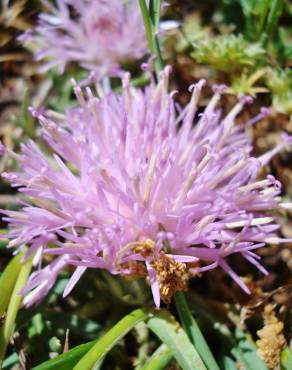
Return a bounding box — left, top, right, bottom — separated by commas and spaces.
2, 67, 292, 308
21, 0, 147, 76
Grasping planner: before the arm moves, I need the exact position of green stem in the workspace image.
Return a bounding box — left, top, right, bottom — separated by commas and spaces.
139, 0, 163, 76
73, 308, 150, 370
139, 0, 155, 55
174, 292, 220, 370
150, 0, 161, 29
0, 255, 33, 367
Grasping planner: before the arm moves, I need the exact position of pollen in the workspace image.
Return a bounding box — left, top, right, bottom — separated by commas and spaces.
151, 251, 190, 304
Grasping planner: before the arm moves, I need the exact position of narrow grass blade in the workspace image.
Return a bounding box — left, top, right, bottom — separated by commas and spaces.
149, 0, 163, 71
221, 355, 238, 370
0, 254, 33, 367
140, 344, 172, 370
174, 291, 220, 370
139, 0, 163, 75
265, 0, 283, 36
139, 0, 155, 56
149, 0, 161, 28
73, 308, 150, 370
32, 340, 97, 370
21, 89, 35, 137
0, 250, 26, 317
147, 310, 207, 370
233, 329, 268, 370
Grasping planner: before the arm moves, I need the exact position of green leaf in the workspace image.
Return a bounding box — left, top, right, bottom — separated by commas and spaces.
140, 344, 172, 370
2, 352, 19, 369
0, 253, 33, 367
231, 329, 268, 370
32, 340, 97, 370
73, 308, 150, 370
0, 249, 27, 317
281, 347, 292, 370
223, 356, 238, 370
264, 0, 283, 36
174, 292, 220, 370
0, 230, 8, 250
221, 355, 238, 370
21, 89, 36, 137
147, 310, 207, 370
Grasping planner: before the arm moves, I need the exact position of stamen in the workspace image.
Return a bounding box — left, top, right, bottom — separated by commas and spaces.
23, 281, 48, 307
258, 133, 292, 166
245, 107, 271, 127
186, 79, 206, 123
216, 97, 252, 150
178, 143, 193, 166
132, 174, 141, 198
143, 154, 157, 204
122, 72, 132, 114
225, 217, 273, 229
265, 237, 292, 244
71, 79, 86, 107
196, 215, 216, 231
183, 166, 197, 195
239, 179, 270, 192
209, 157, 246, 189
196, 147, 213, 172
179, 80, 206, 146
279, 203, 292, 210
161, 65, 172, 93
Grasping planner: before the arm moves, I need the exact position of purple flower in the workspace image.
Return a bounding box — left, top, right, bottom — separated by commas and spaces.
2, 67, 291, 307
20, 0, 147, 76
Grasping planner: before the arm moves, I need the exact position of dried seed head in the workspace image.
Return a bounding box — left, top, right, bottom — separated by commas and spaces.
256, 304, 286, 369
152, 251, 190, 304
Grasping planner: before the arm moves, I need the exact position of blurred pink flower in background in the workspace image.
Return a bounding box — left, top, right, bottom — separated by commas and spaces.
20, 0, 148, 77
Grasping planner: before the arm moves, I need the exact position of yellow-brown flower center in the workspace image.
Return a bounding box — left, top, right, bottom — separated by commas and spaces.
151, 251, 190, 304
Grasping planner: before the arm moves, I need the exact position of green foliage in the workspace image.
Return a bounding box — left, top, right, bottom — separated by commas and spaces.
220, 0, 284, 42
231, 329, 268, 370
280, 348, 292, 370
74, 308, 150, 369
174, 291, 220, 370
267, 68, 292, 114
239, 0, 283, 42
229, 69, 268, 96
31, 339, 97, 370
147, 311, 207, 370
140, 344, 172, 370
191, 34, 265, 73
0, 250, 26, 317
0, 252, 33, 367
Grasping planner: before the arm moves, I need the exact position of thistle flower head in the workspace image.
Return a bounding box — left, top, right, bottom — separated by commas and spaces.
21, 0, 147, 76
2, 67, 291, 307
